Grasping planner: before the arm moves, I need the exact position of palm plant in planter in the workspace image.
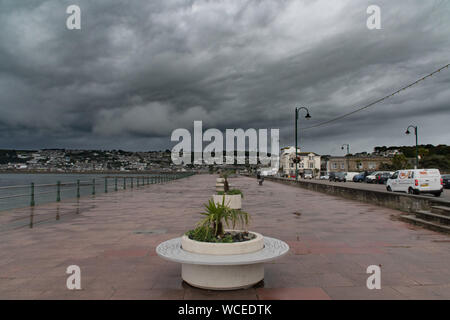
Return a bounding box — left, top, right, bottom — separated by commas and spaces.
186, 198, 251, 243
213, 171, 243, 209
221, 171, 230, 193
179, 198, 268, 290
157, 197, 290, 291
182, 197, 263, 256
216, 170, 236, 191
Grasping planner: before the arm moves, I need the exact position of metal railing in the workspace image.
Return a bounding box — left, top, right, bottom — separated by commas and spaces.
0, 172, 195, 211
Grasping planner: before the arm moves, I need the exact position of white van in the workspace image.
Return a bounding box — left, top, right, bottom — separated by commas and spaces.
386, 169, 443, 197
345, 172, 359, 181
260, 167, 278, 177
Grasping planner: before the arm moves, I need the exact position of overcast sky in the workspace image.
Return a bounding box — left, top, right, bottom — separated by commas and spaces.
0, 0, 449, 155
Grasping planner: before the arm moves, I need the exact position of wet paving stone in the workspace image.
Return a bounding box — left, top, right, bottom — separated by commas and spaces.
0, 175, 449, 299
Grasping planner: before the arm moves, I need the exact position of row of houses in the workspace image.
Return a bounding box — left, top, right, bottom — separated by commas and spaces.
279, 146, 394, 178
325, 156, 392, 173
280, 147, 321, 177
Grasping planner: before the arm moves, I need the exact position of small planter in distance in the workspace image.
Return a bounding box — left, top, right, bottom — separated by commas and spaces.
216, 171, 233, 192
216, 177, 225, 192
213, 189, 243, 210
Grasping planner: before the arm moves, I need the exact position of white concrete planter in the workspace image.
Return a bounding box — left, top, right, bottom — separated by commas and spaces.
181, 231, 264, 290
182, 263, 264, 290
212, 194, 242, 209
157, 233, 290, 291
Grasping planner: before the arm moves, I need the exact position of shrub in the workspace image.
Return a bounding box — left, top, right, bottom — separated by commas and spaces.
217, 189, 244, 198
186, 226, 233, 243
187, 198, 250, 241
220, 170, 234, 193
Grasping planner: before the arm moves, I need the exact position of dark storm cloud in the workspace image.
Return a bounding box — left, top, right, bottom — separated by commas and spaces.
0, 0, 449, 153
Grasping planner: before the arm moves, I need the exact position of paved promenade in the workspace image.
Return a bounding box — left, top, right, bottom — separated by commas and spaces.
0, 175, 449, 300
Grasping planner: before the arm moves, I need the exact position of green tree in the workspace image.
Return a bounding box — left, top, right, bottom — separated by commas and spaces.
421, 155, 450, 172
391, 154, 410, 170
418, 147, 429, 159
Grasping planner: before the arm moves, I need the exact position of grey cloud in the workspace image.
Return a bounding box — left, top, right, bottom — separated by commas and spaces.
0, 0, 449, 153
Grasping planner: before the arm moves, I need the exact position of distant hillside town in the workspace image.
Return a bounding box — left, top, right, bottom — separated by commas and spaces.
0, 144, 449, 174
0, 149, 177, 173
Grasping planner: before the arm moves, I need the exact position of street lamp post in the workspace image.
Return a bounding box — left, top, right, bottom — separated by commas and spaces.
405, 125, 418, 169
341, 144, 350, 172
295, 107, 311, 181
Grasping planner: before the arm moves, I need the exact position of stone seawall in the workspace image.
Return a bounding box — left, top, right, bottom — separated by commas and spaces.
264, 177, 450, 213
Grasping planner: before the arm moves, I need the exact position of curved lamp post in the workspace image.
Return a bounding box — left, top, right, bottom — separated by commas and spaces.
405, 125, 418, 169
341, 144, 350, 172
295, 107, 311, 181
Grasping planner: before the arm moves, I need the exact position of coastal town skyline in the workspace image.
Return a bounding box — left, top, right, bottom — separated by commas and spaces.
2, 143, 449, 174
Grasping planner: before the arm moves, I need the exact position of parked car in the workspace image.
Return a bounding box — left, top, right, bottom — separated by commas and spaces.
375, 172, 392, 184
353, 171, 372, 182
365, 171, 382, 183
319, 175, 329, 180
442, 174, 450, 189
386, 169, 443, 197
329, 172, 346, 182
303, 169, 313, 179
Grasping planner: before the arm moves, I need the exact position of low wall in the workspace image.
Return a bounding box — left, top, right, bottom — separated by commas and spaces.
263, 177, 449, 213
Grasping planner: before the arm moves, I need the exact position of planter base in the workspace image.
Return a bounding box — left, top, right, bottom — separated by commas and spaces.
156, 236, 289, 291
182, 263, 264, 290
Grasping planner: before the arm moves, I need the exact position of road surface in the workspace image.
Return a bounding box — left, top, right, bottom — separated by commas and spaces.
307, 179, 450, 201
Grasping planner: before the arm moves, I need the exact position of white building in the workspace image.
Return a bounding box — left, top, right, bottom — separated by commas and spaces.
280, 147, 321, 178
